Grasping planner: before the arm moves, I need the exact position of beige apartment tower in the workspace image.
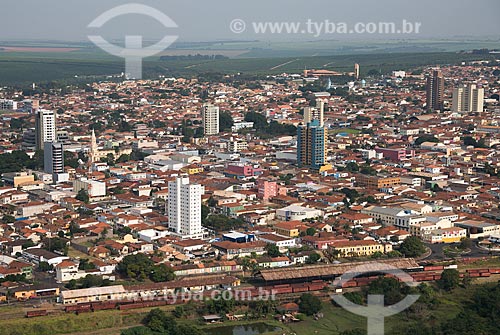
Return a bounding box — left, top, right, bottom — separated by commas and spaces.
452, 83, 484, 113
201, 104, 220, 136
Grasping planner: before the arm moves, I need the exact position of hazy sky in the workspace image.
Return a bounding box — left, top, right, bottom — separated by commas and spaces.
1, 0, 499, 42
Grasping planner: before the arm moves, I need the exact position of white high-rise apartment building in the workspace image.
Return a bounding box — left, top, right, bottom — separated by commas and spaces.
35, 110, 56, 150
0, 99, 18, 111
202, 104, 219, 136
167, 175, 204, 239
452, 84, 484, 113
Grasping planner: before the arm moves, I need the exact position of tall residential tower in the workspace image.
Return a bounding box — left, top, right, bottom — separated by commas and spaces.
202, 104, 220, 136
35, 109, 56, 150
452, 83, 484, 113
167, 175, 204, 239
426, 69, 445, 111
297, 119, 327, 170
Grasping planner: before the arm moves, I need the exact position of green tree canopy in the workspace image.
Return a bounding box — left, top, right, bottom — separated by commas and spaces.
76, 189, 90, 203
439, 269, 460, 291
399, 236, 426, 257
219, 111, 234, 132
265, 243, 281, 257
298, 293, 322, 316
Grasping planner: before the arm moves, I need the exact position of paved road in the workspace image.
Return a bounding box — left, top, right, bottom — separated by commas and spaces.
424, 242, 500, 260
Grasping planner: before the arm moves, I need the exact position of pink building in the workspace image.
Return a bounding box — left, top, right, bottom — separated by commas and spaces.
375, 147, 415, 161
258, 180, 277, 200
224, 163, 263, 179
257, 180, 286, 200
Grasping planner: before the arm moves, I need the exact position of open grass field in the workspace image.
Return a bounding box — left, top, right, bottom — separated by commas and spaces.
456, 256, 500, 270
0, 304, 177, 335
330, 128, 361, 135
286, 284, 476, 335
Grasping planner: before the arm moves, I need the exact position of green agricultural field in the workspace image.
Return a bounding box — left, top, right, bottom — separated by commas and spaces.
0, 45, 498, 86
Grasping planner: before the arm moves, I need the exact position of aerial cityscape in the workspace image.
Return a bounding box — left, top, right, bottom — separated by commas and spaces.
0, 1, 499, 335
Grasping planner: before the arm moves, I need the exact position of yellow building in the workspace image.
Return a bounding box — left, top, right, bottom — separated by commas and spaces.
2, 172, 35, 187
423, 227, 467, 244
273, 221, 307, 237
180, 165, 204, 175
12, 285, 60, 301
330, 240, 391, 258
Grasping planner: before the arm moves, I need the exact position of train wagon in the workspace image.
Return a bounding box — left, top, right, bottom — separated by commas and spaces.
91, 302, 117, 311
26, 310, 48, 318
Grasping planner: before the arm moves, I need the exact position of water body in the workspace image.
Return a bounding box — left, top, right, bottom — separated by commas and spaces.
204, 322, 281, 335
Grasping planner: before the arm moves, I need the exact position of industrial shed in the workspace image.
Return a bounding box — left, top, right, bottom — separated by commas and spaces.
257, 258, 420, 283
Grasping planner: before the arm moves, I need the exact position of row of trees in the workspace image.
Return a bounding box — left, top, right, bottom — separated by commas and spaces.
0, 150, 43, 174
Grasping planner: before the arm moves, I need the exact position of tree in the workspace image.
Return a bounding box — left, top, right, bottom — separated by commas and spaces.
244, 111, 268, 130
298, 293, 322, 315
341, 187, 360, 201
205, 294, 235, 315
116, 254, 173, 282
38, 261, 52, 272
117, 254, 154, 281
64, 151, 79, 169
367, 277, 404, 305
415, 135, 439, 146
345, 162, 359, 172
109, 186, 126, 195
463, 136, 488, 148
219, 111, 234, 132
207, 196, 217, 207
201, 205, 210, 224
265, 243, 281, 257
172, 306, 184, 318
1, 214, 15, 223
306, 252, 321, 264
459, 237, 472, 250
203, 214, 244, 232
76, 189, 90, 203
306, 227, 316, 236
143, 308, 168, 333
78, 259, 95, 270
150, 264, 175, 282
116, 154, 130, 163
81, 274, 104, 288
431, 184, 443, 192
43, 237, 68, 255
439, 269, 460, 291
399, 236, 426, 257
101, 153, 115, 166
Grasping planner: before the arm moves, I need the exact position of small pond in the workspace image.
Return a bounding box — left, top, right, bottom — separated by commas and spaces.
204, 322, 281, 335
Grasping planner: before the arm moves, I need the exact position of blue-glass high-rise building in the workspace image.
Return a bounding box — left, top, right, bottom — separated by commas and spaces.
297, 119, 327, 170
